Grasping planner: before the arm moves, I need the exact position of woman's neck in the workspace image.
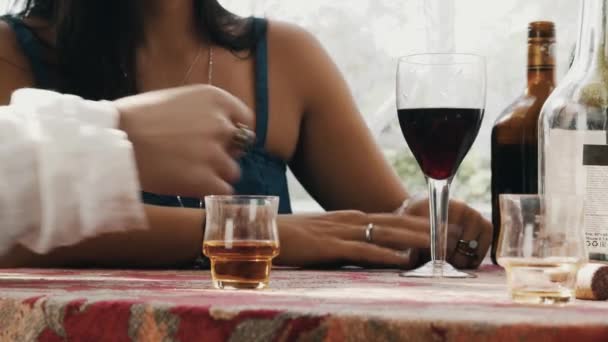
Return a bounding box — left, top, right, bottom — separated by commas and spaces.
140, 0, 201, 55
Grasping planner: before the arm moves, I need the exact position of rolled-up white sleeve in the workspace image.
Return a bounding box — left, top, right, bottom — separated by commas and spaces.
10, 88, 120, 129
0, 88, 146, 255
0, 108, 39, 255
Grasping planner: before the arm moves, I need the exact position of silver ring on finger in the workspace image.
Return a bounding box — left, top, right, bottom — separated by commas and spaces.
365, 223, 375, 243
232, 123, 256, 150
455, 239, 479, 259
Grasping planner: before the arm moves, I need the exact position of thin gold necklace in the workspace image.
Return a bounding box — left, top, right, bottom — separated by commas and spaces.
180, 45, 202, 85
181, 45, 214, 85
177, 45, 214, 208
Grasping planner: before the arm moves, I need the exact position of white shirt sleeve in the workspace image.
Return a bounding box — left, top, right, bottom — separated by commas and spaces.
0, 89, 147, 255
0, 108, 39, 254
10, 88, 119, 129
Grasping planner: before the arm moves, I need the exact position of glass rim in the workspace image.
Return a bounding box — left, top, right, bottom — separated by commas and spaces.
398, 52, 485, 66
204, 195, 279, 202
498, 194, 584, 200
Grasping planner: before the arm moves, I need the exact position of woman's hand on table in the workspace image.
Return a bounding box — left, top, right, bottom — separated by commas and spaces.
402, 197, 493, 269
274, 211, 421, 269
273, 200, 491, 270
115, 85, 254, 197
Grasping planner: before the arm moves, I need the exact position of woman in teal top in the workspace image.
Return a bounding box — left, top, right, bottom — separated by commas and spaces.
0, 0, 491, 270
139, 18, 292, 214
1, 14, 292, 214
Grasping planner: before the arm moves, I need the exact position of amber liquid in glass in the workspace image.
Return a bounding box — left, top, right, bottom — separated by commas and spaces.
203, 240, 280, 289
500, 257, 580, 305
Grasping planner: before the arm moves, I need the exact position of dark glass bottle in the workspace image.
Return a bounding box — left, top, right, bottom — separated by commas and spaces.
491, 22, 556, 264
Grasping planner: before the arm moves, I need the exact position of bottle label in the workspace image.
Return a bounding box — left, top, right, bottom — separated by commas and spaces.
545, 129, 608, 255
583, 145, 608, 253
528, 40, 555, 69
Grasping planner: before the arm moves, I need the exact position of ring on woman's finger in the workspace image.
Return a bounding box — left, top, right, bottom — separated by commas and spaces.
364, 223, 375, 243
455, 239, 479, 258
232, 123, 256, 150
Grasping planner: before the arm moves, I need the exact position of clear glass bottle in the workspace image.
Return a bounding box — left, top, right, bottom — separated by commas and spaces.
539, 0, 608, 262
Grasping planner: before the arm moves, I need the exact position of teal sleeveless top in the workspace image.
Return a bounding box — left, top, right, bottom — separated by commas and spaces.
2, 16, 293, 214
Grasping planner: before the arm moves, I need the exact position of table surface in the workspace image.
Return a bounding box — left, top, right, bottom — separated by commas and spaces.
0, 264, 607, 342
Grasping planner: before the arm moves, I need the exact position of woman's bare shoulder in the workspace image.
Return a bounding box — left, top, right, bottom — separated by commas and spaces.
265, 20, 341, 99
266, 20, 324, 58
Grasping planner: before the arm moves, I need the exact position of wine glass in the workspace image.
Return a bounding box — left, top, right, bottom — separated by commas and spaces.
397, 53, 486, 278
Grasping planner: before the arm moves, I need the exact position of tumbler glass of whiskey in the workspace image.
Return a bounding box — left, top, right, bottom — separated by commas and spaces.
497, 195, 587, 305
203, 196, 280, 290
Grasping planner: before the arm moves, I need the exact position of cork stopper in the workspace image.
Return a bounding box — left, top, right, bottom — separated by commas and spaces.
576, 263, 608, 301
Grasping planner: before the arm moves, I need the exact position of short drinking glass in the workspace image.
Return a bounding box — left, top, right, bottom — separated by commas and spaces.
203, 196, 280, 290
498, 195, 587, 304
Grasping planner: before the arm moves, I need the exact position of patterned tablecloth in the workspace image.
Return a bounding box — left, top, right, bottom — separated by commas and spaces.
0, 264, 607, 342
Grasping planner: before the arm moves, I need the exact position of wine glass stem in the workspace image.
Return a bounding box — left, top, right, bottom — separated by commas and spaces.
428, 178, 450, 273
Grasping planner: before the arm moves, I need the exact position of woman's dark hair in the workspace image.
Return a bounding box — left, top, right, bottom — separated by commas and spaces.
20, 0, 255, 100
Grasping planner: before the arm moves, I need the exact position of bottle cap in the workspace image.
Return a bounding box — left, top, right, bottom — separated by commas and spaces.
528, 21, 555, 40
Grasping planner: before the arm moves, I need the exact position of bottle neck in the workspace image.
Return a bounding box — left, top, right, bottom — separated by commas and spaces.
527, 40, 556, 94
573, 0, 608, 70
527, 69, 555, 95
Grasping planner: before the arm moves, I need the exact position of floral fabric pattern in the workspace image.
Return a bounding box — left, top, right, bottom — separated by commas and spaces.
0, 265, 607, 341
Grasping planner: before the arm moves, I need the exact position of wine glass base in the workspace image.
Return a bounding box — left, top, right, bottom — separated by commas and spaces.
399, 261, 476, 278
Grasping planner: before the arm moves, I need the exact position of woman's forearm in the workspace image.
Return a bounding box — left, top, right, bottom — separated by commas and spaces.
0, 205, 205, 268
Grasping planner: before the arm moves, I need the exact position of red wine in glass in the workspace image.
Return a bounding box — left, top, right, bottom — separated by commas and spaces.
397, 53, 486, 279
398, 108, 484, 180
